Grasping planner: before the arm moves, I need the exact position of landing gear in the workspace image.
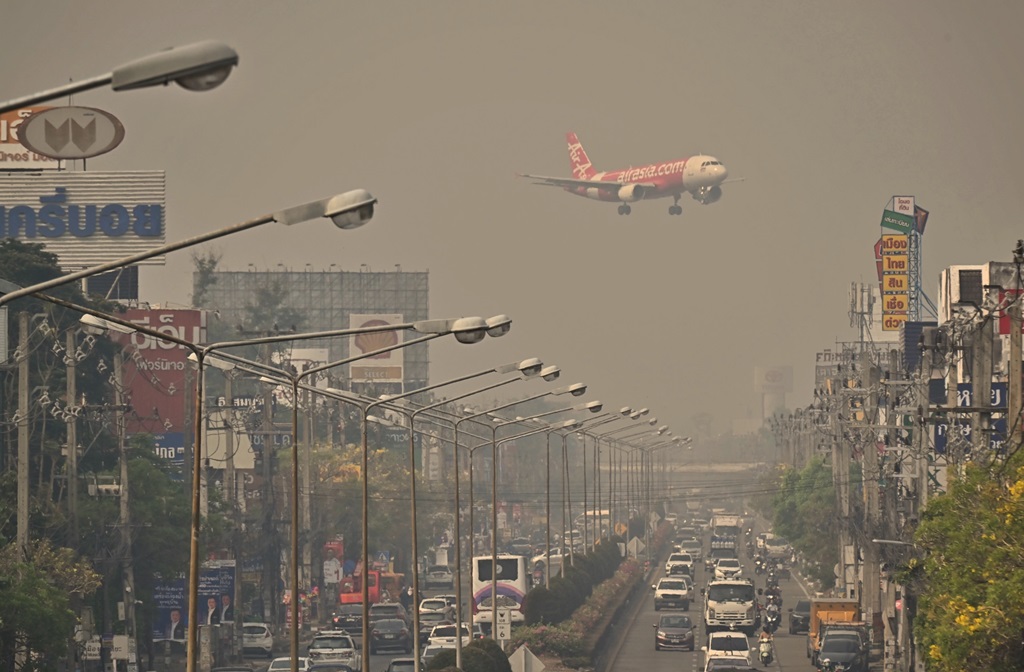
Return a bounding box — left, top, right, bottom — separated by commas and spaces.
617, 204, 632, 215
669, 196, 682, 215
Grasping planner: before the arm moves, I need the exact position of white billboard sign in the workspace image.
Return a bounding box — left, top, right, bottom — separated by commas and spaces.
1, 107, 61, 169
0, 171, 166, 268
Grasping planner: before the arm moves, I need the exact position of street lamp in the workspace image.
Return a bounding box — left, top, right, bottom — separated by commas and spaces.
0, 189, 376, 307
356, 318, 513, 672
0, 40, 240, 114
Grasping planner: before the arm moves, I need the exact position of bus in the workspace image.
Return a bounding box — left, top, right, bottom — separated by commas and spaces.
472, 554, 528, 632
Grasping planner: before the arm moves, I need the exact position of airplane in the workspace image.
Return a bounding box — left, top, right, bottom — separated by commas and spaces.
519, 132, 735, 215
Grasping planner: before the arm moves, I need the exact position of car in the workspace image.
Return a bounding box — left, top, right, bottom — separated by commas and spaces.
435, 594, 459, 609
424, 565, 454, 590
421, 643, 453, 668
703, 655, 753, 671
677, 537, 703, 560
664, 512, 679, 525
713, 558, 743, 580
241, 622, 274, 658
309, 664, 356, 672
419, 598, 454, 620
664, 552, 695, 576
788, 599, 811, 634
427, 623, 471, 647
330, 604, 363, 635
368, 603, 410, 628
675, 525, 699, 539
417, 612, 451, 645
308, 630, 361, 669
213, 667, 261, 672
817, 630, 867, 672
369, 618, 413, 655
652, 577, 691, 611
653, 613, 695, 651
507, 537, 533, 555
384, 657, 416, 672
702, 632, 752, 664
269, 657, 311, 671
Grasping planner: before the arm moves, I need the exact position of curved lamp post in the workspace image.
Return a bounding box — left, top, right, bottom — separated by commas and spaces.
0, 40, 239, 114
0, 189, 376, 308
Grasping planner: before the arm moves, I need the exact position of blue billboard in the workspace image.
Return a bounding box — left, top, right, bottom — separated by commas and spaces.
933, 383, 1007, 454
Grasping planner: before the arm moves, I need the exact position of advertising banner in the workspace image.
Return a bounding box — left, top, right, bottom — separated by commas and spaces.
934, 383, 1007, 454
113, 309, 206, 458
0, 107, 61, 169
0, 171, 166, 268
880, 209, 915, 234
151, 561, 236, 642
349, 313, 404, 383
152, 578, 187, 642
880, 232, 910, 331
754, 365, 793, 393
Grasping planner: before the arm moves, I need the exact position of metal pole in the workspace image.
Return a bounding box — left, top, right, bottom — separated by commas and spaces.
491, 425, 499, 637
452, 426, 464, 670
360, 408, 371, 672
67, 330, 79, 545
17, 312, 29, 554
408, 410, 423, 672
185, 356, 205, 672
545, 433, 552, 588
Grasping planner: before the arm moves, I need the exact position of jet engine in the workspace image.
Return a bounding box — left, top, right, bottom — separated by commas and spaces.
693, 185, 722, 205
617, 184, 646, 202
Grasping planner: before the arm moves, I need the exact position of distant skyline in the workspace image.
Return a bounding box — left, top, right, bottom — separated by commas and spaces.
3, 1, 1023, 434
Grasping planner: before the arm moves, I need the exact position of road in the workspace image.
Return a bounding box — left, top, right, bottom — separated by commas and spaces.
607, 529, 818, 672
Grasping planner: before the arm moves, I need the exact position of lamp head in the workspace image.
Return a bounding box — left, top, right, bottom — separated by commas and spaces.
325, 189, 377, 229
517, 358, 543, 377
111, 40, 239, 92
584, 400, 603, 413
630, 411, 641, 420
484, 314, 512, 338
80, 314, 134, 335
540, 365, 561, 382
619, 406, 632, 416
451, 317, 488, 344
567, 383, 587, 397
638, 408, 650, 416
648, 418, 657, 425
658, 424, 669, 433
560, 419, 581, 430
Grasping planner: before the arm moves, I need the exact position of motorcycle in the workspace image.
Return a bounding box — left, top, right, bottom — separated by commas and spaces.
754, 558, 765, 575
818, 658, 848, 672
758, 638, 773, 666
765, 608, 781, 634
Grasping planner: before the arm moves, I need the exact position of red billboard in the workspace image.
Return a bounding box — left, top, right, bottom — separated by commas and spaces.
112, 309, 206, 438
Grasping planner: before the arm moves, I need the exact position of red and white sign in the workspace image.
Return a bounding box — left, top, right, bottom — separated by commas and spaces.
0, 107, 61, 169
113, 309, 206, 436
349, 313, 404, 383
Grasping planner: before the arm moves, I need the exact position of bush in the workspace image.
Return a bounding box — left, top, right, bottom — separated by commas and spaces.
459, 647, 499, 672
468, 637, 513, 672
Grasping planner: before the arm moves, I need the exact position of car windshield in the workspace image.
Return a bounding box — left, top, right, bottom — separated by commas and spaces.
427, 566, 449, 573
389, 663, 415, 672
421, 600, 446, 610
243, 625, 268, 635
794, 600, 810, 612
660, 615, 691, 628
714, 637, 748, 652
420, 613, 447, 624
660, 580, 687, 590
718, 560, 740, 568
432, 625, 468, 637
375, 619, 406, 632
822, 637, 861, 654
312, 635, 354, 649
707, 585, 755, 603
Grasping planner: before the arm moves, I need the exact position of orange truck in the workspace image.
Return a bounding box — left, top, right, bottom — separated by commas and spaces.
806, 597, 861, 664
338, 570, 405, 605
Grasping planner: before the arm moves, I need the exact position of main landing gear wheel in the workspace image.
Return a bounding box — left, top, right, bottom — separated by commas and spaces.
617, 204, 632, 215
669, 205, 682, 215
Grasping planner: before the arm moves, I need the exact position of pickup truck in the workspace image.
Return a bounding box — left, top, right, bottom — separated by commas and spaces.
652, 576, 691, 610
664, 552, 695, 577
807, 598, 861, 664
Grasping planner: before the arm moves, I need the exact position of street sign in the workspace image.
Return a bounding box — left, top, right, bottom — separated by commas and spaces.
496, 608, 510, 625
18, 106, 125, 160
627, 536, 645, 558
509, 644, 545, 672
495, 621, 510, 641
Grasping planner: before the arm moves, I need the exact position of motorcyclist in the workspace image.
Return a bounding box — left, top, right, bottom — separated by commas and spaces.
765, 600, 780, 632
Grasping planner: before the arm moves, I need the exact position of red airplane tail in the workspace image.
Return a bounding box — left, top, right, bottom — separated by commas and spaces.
566, 132, 596, 179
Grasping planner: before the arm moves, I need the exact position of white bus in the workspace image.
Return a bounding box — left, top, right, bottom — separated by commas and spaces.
472, 554, 528, 631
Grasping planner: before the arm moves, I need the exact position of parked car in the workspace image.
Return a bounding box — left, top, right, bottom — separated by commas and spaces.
308, 630, 361, 669
653, 613, 695, 651
241, 622, 274, 658
788, 599, 811, 634
424, 565, 454, 590
330, 604, 363, 635
369, 618, 413, 655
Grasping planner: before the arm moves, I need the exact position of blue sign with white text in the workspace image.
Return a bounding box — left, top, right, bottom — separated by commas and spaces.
933, 383, 1007, 454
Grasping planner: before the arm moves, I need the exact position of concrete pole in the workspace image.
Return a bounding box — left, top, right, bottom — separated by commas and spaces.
67, 330, 79, 545
115, 353, 139, 671
916, 347, 930, 513
1011, 290, 1022, 451
971, 316, 993, 458
864, 364, 882, 645
946, 333, 960, 477
223, 375, 243, 660
302, 384, 313, 619
17, 312, 29, 555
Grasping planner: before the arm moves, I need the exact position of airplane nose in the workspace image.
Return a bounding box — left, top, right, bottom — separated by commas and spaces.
717, 165, 729, 181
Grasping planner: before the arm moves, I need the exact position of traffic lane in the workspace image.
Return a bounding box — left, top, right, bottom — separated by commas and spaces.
608, 563, 709, 672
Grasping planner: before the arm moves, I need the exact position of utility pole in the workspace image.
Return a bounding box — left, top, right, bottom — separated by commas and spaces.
260, 343, 278, 627
971, 313, 993, 459
301, 376, 313, 624
1010, 241, 1023, 451
115, 353, 139, 672
864, 363, 882, 644
67, 330, 79, 545
17, 312, 29, 555
222, 373, 244, 661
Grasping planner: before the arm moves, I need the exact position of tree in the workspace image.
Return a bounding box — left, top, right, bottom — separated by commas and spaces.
0, 539, 101, 671
190, 248, 222, 308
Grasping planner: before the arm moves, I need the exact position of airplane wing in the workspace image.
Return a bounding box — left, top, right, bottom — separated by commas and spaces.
517, 173, 654, 191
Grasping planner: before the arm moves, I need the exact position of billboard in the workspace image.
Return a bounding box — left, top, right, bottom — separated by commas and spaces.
0, 107, 61, 169
112, 309, 206, 460
151, 560, 236, 642
933, 383, 1007, 454
0, 171, 166, 268
349, 313, 404, 383
754, 365, 793, 393
880, 233, 909, 331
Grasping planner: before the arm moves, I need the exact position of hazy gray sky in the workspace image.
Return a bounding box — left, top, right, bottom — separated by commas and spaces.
4, 2, 1023, 434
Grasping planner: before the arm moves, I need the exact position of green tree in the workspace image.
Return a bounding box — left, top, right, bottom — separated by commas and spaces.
190, 248, 222, 308
914, 460, 1024, 670
0, 539, 101, 671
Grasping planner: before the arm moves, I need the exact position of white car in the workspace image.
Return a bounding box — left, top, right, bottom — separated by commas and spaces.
241, 622, 273, 658
665, 552, 695, 576
425, 565, 454, 589
703, 655, 753, 671
419, 598, 454, 620
713, 558, 743, 580
268, 657, 310, 671
702, 632, 753, 664
427, 623, 471, 647
665, 512, 679, 525
652, 576, 691, 610
307, 630, 361, 669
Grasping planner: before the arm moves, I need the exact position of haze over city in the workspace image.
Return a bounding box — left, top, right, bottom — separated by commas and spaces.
4, 1, 1023, 434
